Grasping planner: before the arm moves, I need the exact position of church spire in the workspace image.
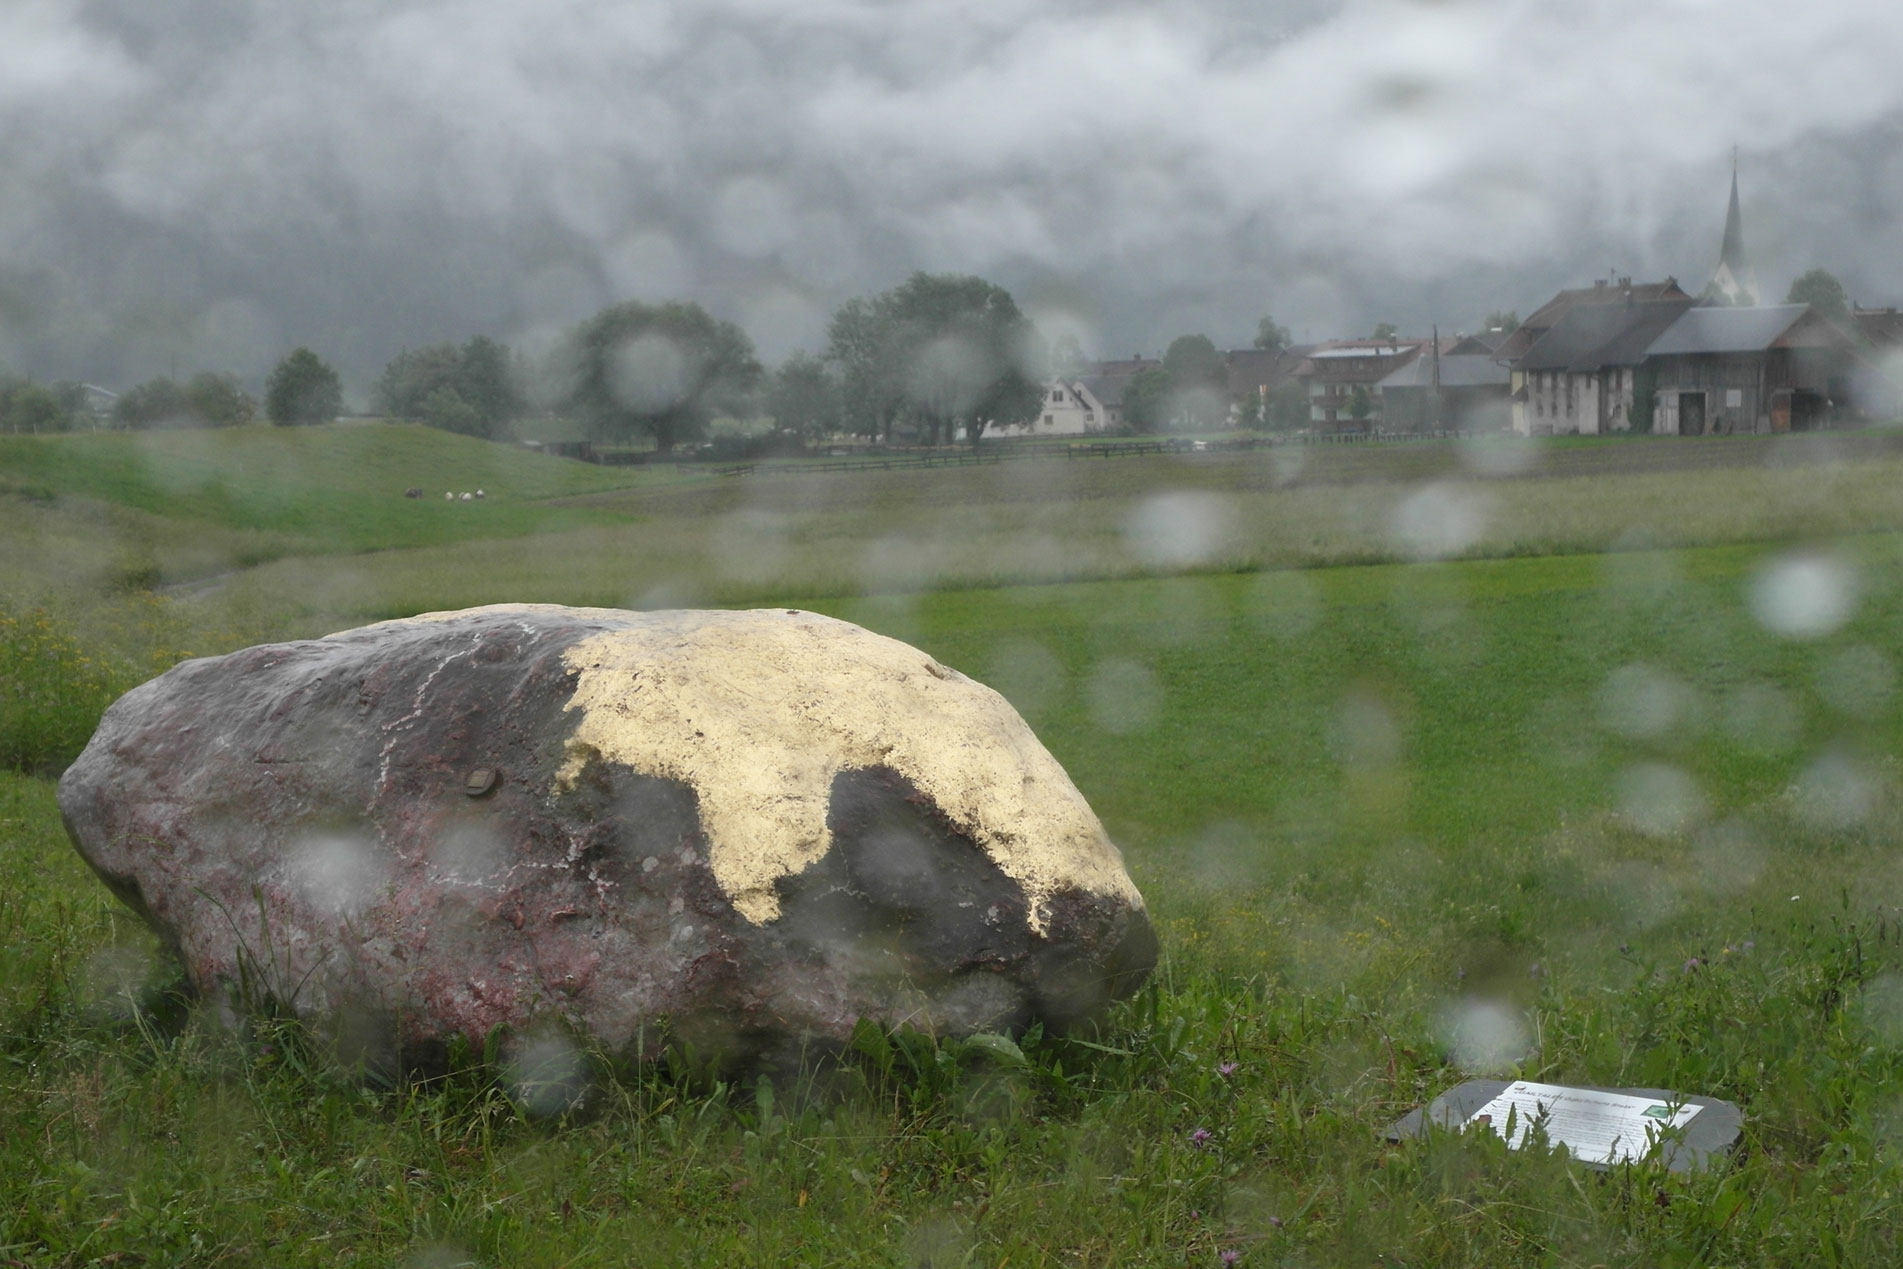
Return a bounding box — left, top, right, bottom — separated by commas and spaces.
1707, 150, 1758, 306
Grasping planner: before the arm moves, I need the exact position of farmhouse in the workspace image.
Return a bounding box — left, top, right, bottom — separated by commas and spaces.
1500, 278, 1692, 434
1005, 357, 1159, 437
1513, 298, 1694, 436
1644, 304, 1860, 435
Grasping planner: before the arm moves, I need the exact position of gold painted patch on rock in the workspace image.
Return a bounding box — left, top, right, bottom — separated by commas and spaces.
389, 604, 1142, 929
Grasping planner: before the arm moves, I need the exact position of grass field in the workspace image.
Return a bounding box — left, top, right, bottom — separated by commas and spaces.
6, 424, 1903, 1264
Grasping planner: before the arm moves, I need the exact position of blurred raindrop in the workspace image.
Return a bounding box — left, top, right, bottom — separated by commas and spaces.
1600, 542, 1682, 611
984, 638, 1065, 723
1859, 974, 1903, 1047
504, 1032, 590, 1119
1792, 748, 1881, 832
1597, 663, 1688, 740
710, 509, 792, 587
1331, 687, 1402, 767
608, 332, 690, 414
1817, 644, 1896, 719
1455, 432, 1538, 477
1616, 763, 1705, 837
1748, 550, 1859, 640
1389, 482, 1487, 560
1439, 998, 1532, 1075
1242, 569, 1321, 640
1722, 682, 1802, 756
430, 821, 507, 886
1692, 819, 1768, 895
1122, 491, 1234, 568
82, 943, 156, 1014
406, 1246, 480, 1269
1086, 658, 1162, 735
287, 833, 388, 918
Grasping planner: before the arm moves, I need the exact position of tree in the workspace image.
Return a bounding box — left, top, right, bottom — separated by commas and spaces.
421, 386, 484, 436
375, 344, 462, 419
766, 352, 838, 440
183, 372, 256, 427
1049, 333, 1090, 380
825, 273, 1043, 446
558, 301, 760, 453
1483, 310, 1521, 334
1122, 367, 1173, 434
266, 348, 343, 426
1254, 314, 1292, 352
114, 377, 190, 429
1266, 381, 1310, 431
0, 377, 70, 434
117, 373, 255, 429
1162, 333, 1228, 430
1787, 268, 1851, 327
825, 295, 907, 442
376, 337, 521, 437
1370, 322, 1399, 341
454, 336, 520, 432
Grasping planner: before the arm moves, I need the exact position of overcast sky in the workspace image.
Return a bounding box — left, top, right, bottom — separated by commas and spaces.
5, 0, 1902, 392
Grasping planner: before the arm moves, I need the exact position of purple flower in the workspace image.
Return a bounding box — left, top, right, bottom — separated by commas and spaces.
1220, 1251, 1240, 1266
1190, 1127, 1213, 1147
1268, 1215, 1284, 1228
1683, 957, 1703, 974
1218, 1061, 1240, 1077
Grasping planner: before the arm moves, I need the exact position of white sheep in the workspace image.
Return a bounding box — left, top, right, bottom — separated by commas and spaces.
444, 491, 454, 501
459, 492, 473, 502
474, 489, 486, 500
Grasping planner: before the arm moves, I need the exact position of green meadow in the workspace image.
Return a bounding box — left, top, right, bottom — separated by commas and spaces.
6, 423, 1903, 1264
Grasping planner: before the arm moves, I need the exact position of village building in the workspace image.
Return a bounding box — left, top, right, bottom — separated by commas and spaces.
1375, 335, 1512, 432
1222, 344, 1313, 427
1001, 356, 1158, 437
1644, 304, 1860, 434
1500, 278, 1692, 434
1514, 298, 1694, 436
1291, 338, 1427, 432
1704, 161, 1759, 306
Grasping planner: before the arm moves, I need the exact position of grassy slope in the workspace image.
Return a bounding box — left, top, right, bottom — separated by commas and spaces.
0, 423, 687, 561
8, 435, 1903, 1263
8, 532, 1903, 1263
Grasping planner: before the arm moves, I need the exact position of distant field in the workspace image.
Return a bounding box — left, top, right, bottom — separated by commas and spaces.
8, 426, 1903, 1263
177, 430, 1903, 638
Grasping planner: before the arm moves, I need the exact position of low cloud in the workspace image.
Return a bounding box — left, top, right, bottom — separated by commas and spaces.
4, 0, 1902, 386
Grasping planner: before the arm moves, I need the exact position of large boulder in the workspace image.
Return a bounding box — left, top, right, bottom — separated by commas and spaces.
58, 605, 1155, 1074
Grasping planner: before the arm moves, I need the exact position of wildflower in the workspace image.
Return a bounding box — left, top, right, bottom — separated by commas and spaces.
1190, 1127, 1213, 1147
1683, 957, 1702, 974
1268, 1216, 1283, 1228
1217, 1061, 1239, 1077
1220, 1251, 1240, 1265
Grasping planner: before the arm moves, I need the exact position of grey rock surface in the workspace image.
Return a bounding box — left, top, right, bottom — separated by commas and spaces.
58, 605, 1156, 1073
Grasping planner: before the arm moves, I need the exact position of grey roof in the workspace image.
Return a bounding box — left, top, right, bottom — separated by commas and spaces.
1498, 278, 1690, 362
1646, 304, 1812, 356
1376, 354, 1511, 390
1517, 299, 1695, 372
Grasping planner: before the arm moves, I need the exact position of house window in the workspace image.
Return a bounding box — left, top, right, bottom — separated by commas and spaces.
1051, 390, 1064, 402
1084, 412, 1094, 422
1043, 414, 1053, 425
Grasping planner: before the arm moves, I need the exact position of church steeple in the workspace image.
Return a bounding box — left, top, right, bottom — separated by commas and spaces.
1707, 151, 1758, 306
